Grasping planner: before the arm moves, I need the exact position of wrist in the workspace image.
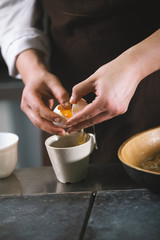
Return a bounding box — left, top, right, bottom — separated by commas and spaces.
16, 49, 48, 84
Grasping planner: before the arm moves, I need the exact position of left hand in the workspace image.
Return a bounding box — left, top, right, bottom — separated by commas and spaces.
66, 53, 141, 133
68, 29, 160, 132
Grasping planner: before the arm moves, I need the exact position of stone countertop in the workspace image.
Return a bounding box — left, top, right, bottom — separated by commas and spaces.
1, 163, 159, 240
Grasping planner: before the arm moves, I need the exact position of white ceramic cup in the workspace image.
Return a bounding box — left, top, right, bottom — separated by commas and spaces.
0, 132, 19, 178
45, 132, 95, 183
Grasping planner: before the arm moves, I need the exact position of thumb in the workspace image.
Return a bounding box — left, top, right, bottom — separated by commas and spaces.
70, 75, 95, 104
48, 74, 71, 107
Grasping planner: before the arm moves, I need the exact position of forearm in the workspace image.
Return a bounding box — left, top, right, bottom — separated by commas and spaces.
122, 29, 160, 83
0, 0, 50, 78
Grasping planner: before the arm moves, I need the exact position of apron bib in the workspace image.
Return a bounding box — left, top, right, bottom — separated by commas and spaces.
42, 0, 160, 163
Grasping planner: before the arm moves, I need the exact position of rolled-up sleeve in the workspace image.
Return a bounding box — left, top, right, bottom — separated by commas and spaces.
0, 0, 50, 78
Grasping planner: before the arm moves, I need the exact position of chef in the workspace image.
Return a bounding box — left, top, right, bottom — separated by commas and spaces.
0, 0, 160, 163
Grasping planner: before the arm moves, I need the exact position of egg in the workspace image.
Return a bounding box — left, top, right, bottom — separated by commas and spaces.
53, 98, 88, 128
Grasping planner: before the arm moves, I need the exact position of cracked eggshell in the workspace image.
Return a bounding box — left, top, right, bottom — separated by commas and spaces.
72, 98, 88, 115
53, 105, 67, 128
53, 98, 88, 128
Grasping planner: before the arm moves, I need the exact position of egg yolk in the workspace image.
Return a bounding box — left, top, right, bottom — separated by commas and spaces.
58, 105, 73, 118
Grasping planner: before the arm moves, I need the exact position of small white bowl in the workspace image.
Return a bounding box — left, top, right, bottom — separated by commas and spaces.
0, 132, 19, 178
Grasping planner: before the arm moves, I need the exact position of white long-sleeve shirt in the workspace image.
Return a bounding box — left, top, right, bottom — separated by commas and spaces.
0, 0, 50, 78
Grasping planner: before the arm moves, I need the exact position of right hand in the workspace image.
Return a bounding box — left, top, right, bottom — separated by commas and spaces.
16, 50, 70, 135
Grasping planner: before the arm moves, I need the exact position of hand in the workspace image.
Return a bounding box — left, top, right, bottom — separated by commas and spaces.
16, 50, 70, 135
66, 53, 141, 132
67, 29, 160, 132
21, 71, 71, 135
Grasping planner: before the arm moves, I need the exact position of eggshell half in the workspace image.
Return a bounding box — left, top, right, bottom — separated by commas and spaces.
72, 98, 88, 115
53, 98, 88, 128
53, 105, 68, 128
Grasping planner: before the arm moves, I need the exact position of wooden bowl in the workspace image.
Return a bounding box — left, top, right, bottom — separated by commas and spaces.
118, 127, 160, 193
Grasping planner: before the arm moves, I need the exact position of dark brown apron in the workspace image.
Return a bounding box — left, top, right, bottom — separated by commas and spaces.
42, 0, 160, 164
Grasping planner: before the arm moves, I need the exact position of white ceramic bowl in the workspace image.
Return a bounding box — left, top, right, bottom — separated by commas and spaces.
0, 132, 19, 178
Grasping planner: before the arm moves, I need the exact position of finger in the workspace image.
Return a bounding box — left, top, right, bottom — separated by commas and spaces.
67, 97, 104, 126
44, 98, 54, 111
22, 103, 65, 135
70, 75, 95, 104
67, 111, 114, 133
26, 94, 63, 122
47, 75, 71, 108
